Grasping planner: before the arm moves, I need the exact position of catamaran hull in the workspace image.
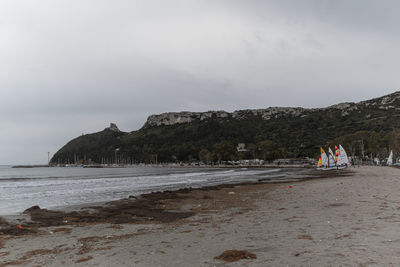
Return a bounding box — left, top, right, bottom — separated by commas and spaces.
316, 165, 348, 171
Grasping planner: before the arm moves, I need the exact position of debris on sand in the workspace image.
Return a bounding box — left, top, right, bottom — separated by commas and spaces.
0, 217, 37, 236
280, 185, 293, 189
75, 256, 93, 263
297, 235, 313, 240
21, 248, 64, 261
0, 217, 9, 227
23, 206, 67, 226
52, 227, 73, 234
0, 226, 37, 236
20, 190, 195, 229
23, 205, 41, 213
215, 250, 257, 262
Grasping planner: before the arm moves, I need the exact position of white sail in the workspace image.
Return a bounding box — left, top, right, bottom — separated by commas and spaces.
337, 145, 350, 166
321, 151, 328, 167
328, 148, 336, 167
387, 150, 393, 166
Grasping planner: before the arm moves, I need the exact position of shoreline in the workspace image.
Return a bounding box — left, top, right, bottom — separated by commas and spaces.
0, 166, 311, 217
2, 167, 377, 266
0, 168, 350, 227
0, 167, 337, 218
11, 163, 314, 169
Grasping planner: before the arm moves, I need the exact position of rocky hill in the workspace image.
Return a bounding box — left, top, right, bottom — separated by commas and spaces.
51, 91, 400, 164
144, 107, 308, 127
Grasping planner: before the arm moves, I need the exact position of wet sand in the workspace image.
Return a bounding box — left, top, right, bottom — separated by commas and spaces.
1, 166, 398, 266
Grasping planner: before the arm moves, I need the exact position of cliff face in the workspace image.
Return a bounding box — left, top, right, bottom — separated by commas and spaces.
232, 107, 307, 120
145, 111, 230, 127
144, 91, 400, 127
145, 107, 310, 127
51, 91, 400, 164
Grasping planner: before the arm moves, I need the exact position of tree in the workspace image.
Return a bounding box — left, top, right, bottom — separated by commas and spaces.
212, 141, 236, 162
389, 129, 400, 157
198, 149, 212, 163
330, 130, 385, 160
247, 143, 257, 159
258, 140, 281, 161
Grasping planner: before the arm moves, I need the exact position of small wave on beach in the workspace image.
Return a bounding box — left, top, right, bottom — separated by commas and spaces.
0, 166, 299, 215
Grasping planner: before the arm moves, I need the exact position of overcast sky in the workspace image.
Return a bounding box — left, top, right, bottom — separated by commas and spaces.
1, 0, 400, 164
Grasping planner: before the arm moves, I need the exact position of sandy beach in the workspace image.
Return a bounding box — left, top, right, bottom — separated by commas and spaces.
1, 166, 400, 266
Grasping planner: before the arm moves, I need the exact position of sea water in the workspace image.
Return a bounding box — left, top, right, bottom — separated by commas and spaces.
0, 165, 287, 215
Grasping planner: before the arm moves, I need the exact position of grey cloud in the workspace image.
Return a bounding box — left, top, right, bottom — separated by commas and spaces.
0, 0, 399, 164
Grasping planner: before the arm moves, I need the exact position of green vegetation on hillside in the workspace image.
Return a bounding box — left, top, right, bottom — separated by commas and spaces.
51, 92, 400, 164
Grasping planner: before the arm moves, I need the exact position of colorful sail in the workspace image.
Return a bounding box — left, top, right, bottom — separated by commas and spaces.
318, 145, 349, 169
334, 145, 339, 163
320, 147, 328, 167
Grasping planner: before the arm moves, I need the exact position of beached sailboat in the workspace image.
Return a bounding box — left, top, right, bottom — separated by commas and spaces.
328, 148, 336, 168
335, 146, 340, 164
319, 147, 328, 168
317, 145, 349, 169
387, 150, 393, 166
336, 145, 350, 167
317, 147, 334, 170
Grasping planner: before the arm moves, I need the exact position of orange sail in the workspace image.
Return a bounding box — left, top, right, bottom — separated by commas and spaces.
317, 156, 322, 167
320, 147, 328, 167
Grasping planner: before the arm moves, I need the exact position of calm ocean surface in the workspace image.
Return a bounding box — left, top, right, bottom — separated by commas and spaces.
0, 165, 287, 215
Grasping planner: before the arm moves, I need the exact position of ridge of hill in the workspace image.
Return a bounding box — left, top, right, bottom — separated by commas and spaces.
51, 92, 400, 164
